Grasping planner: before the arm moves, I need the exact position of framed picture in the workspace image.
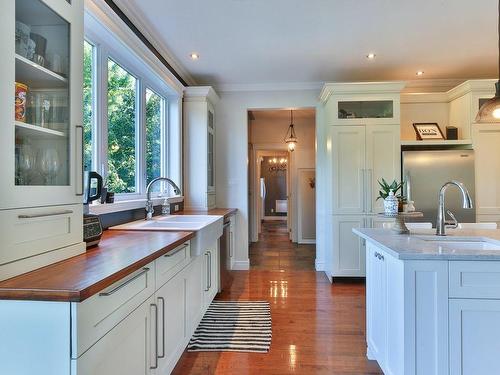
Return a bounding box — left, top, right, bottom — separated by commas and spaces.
413, 122, 445, 140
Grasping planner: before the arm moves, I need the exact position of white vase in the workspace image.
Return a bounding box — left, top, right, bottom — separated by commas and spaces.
384, 190, 399, 216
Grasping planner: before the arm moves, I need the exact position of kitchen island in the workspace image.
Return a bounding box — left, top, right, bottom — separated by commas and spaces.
353, 228, 500, 375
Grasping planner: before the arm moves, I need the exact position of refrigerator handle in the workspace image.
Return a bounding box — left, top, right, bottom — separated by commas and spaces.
404, 172, 411, 202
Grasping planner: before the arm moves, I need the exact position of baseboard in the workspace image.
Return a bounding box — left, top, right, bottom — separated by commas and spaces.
315, 260, 324, 271
299, 239, 316, 244
231, 260, 250, 270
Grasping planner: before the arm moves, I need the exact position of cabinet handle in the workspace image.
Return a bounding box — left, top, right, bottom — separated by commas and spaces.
157, 296, 165, 359
75, 125, 84, 196
99, 267, 149, 296
18, 209, 74, 219
208, 252, 212, 290
164, 243, 188, 257
374, 252, 385, 261
367, 169, 373, 213
150, 303, 158, 369
360, 169, 365, 213
229, 231, 234, 258
205, 252, 210, 291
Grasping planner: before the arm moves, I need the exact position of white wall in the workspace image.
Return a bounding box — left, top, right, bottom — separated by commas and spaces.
248, 110, 315, 243
215, 88, 321, 270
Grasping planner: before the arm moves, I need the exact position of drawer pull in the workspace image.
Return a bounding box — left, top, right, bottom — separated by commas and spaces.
99, 267, 150, 297
164, 244, 188, 257
18, 209, 74, 219
157, 296, 165, 359
150, 303, 158, 369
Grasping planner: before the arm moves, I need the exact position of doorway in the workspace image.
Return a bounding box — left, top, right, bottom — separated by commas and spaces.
247, 108, 316, 270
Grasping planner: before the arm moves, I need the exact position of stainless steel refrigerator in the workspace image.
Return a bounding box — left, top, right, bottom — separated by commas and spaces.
402, 149, 476, 224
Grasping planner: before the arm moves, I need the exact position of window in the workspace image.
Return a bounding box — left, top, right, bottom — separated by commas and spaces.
107, 59, 137, 194
146, 88, 164, 192
83, 13, 182, 204
83, 40, 94, 171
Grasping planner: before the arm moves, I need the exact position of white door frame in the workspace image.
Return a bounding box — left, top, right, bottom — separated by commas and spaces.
250, 144, 291, 242
297, 168, 316, 244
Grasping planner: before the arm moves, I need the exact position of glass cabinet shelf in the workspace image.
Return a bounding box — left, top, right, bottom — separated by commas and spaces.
338, 100, 394, 119
16, 54, 68, 88
15, 121, 66, 138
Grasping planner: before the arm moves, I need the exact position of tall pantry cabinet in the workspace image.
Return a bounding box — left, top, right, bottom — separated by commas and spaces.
183, 87, 219, 210
0, 0, 85, 281
320, 82, 404, 279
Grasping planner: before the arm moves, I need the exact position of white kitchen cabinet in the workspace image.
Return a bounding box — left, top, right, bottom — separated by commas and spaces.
331, 216, 366, 277
330, 124, 400, 216
365, 243, 387, 367
203, 242, 219, 307
154, 269, 186, 375
0, 0, 85, 280
185, 255, 204, 334
365, 240, 449, 375
0, 0, 83, 209
331, 126, 366, 215
72, 295, 155, 375
473, 123, 500, 217
365, 125, 401, 214
449, 298, 500, 375
183, 86, 219, 210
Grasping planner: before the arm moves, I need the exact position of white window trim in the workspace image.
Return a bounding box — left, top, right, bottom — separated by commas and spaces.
84, 4, 183, 209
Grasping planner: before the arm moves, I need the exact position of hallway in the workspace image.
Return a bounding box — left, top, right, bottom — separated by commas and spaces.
249, 221, 316, 271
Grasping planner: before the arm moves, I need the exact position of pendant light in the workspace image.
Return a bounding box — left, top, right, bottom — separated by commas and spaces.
476, 0, 500, 123
284, 110, 298, 151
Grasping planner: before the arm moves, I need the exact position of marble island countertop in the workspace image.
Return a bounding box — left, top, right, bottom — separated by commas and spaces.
353, 228, 500, 260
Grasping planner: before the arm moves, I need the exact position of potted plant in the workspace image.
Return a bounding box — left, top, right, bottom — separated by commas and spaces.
377, 178, 406, 214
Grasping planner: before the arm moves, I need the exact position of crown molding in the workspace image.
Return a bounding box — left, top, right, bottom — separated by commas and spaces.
183, 86, 220, 104
109, 0, 197, 87
321, 81, 406, 99
401, 79, 496, 103
214, 81, 323, 93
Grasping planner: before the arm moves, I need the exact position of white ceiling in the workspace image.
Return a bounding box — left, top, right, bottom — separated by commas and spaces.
115, 0, 498, 87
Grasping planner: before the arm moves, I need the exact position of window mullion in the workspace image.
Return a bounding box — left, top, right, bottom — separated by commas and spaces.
138, 80, 146, 196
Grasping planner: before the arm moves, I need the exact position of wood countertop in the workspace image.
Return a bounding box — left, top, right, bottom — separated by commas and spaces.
0, 230, 195, 302
179, 208, 237, 220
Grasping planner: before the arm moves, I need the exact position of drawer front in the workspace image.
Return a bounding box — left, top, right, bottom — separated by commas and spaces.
72, 263, 156, 358
155, 242, 190, 288
0, 204, 83, 266
450, 261, 500, 299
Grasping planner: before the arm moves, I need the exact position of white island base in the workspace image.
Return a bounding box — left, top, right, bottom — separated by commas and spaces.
354, 228, 500, 375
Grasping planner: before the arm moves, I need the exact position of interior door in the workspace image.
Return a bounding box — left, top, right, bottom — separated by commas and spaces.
365, 124, 401, 214
331, 126, 366, 215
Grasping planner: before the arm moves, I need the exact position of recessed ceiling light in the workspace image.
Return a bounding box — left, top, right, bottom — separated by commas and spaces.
416, 71, 424, 76
366, 53, 376, 60
190, 52, 199, 60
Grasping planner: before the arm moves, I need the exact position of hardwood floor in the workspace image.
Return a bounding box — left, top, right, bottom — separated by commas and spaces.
172, 221, 382, 375
249, 221, 316, 270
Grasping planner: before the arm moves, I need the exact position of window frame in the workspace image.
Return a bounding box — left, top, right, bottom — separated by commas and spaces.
84, 31, 172, 201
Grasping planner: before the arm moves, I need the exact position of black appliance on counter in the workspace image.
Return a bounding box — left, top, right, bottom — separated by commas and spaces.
83, 171, 103, 248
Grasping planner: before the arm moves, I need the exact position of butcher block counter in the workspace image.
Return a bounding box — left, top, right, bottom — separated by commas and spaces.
0, 230, 194, 302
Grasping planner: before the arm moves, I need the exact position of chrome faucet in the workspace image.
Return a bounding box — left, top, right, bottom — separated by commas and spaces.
145, 177, 181, 220
436, 181, 473, 236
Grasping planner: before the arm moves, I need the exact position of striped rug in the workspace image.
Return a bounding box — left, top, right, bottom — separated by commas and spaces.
187, 300, 272, 353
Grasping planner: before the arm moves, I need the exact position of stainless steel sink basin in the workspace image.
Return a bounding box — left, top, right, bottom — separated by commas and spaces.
419, 237, 500, 251
110, 215, 224, 256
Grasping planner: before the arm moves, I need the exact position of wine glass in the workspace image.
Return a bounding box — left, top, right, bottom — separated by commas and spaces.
38, 148, 60, 185
18, 144, 36, 185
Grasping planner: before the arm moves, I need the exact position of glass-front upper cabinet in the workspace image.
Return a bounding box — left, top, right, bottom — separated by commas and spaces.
207, 109, 215, 192
0, 0, 83, 209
